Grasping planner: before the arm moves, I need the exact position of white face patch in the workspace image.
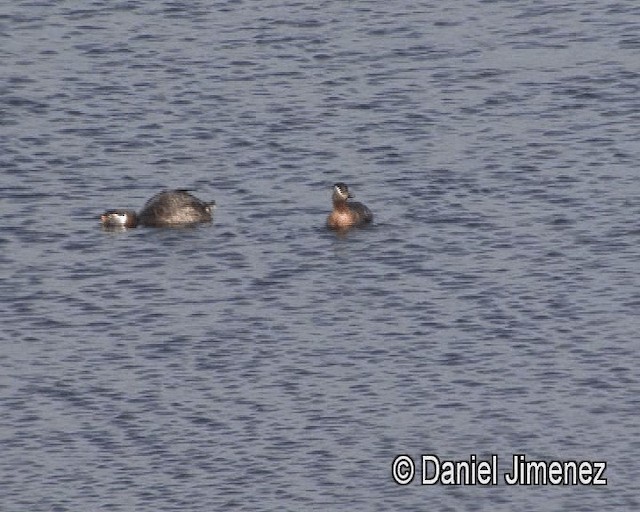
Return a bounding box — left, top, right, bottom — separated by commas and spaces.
108, 212, 128, 225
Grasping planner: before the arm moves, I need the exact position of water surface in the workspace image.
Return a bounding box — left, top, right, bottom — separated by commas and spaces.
2, 1, 639, 510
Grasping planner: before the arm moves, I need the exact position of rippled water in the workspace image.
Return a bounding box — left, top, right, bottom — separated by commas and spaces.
2, 1, 640, 510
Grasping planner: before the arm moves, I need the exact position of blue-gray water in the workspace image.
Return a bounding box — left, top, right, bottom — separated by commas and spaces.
2, 1, 639, 510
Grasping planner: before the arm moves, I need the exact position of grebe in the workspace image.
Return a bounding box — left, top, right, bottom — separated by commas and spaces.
326, 182, 373, 230
101, 189, 214, 228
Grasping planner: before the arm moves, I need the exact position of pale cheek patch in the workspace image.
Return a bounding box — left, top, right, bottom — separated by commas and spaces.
108, 214, 128, 225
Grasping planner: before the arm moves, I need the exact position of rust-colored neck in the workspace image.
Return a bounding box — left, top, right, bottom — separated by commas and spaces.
332, 197, 350, 212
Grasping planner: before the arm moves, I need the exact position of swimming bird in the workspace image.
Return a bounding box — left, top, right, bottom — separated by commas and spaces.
326, 182, 373, 230
101, 189, 214, 228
